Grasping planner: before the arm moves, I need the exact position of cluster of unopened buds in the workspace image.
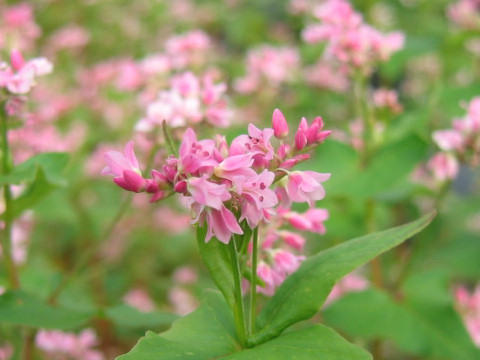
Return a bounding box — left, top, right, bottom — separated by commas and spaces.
302, 0, 404, 75
429, 97, 480, 181
103, 109, 331, 294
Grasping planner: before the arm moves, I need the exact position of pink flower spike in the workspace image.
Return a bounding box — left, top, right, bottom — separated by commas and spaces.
272, 109, 289, 138
432, 129, 464, 151
10, 49, 25, 71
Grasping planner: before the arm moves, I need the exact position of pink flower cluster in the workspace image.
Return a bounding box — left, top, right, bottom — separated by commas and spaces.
234, 45, 300, 94
136, 71, 232, 130
36, 329, 104, 360
429, 97, 480, 181
103, 109, 331, 245
455, 285, 480, 346
252, 206, 330, 296
302, 0, 404, 74
0, 2, 41, 51
448, 0, 480, 31
0, 49, 52, 95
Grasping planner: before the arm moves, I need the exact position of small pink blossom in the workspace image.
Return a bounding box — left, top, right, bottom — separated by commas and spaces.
102, 141, 147, 192
277, 171, 330, 207
427, 152, 459, 181
123, 288, 156, 313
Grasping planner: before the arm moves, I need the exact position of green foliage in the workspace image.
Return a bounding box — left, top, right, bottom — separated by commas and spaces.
196, 226, 235, 308
118, 212, 434, 358
250, 212, 435, 345
116, 291, 371, 360
0, 290, 93, 330
323, 271, 480, 359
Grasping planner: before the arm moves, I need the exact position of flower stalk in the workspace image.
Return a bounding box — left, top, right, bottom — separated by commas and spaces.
229, 236, 247, 348
249, 227, 258, 337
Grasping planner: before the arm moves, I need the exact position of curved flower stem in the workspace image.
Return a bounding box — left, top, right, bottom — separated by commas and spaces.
0, 102, 20, 290
229, 237, 247, 348
249, 227, 258, 337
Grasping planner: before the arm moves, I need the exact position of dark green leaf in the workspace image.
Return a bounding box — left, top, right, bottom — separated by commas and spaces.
116, 291, 239, 360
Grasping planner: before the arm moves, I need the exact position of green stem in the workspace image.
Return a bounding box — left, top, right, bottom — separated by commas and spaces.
229, 237, 247, 348
249, 227, 258, 337
0, 102, 20, 289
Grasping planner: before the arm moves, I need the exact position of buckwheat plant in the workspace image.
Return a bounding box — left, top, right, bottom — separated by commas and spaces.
104, 108, 434, 359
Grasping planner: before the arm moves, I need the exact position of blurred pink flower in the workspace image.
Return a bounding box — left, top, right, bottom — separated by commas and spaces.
123, 288, 156, 312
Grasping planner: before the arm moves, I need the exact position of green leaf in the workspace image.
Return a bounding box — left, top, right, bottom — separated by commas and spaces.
105, 304, 178, 329
116, 291, 239, 360
116, 292, 370, 360
0, 290, 93, 330
223, 325, 372, 360
250, 211, 436, 346
196, 226, 235, 308
0, 152, 69, 186
323, 279, 480, 360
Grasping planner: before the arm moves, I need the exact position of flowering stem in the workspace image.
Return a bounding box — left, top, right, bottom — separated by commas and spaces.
0, 102, 20, 290
249, 227, 258, 337
229, 237, 247, 348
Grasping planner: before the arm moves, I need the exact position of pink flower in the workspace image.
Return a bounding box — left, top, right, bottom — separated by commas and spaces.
197, 205, 243, 244
214, 153, 256, 182
123, 288, 156, 312
36, 329, 104, 360
187, 175, 231, 210
2, 50, 53, 94
280, 207, 329, 234
230, 124, 275, 166
257, 262, 284, 296
178, 128, 219, 176
432, 129, 465, 151
278, 230, 306, 251
324, 272, 369, 307
102, 141, 147, 192
294, 116, 331, 150
273, 249, 305, 275
277, 171, 330, 207
272, 109, 289, 138
427, 152, 459, 181
236, 170, 278, 228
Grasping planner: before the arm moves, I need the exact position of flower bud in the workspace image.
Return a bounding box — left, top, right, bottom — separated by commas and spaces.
272, 109, 289, 138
